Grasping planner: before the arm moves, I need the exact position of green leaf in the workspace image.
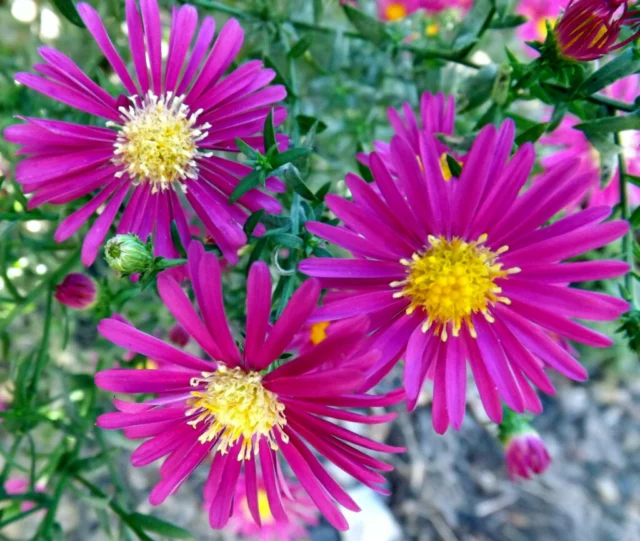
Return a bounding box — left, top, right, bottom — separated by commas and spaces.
71, 450, 117, 473
452, 0, 494, 53
235, 138, 259, 160
630, 206, 640, 228
127, 513, 194, 539
315, 181, 332, 201
459, 64, 498, 112
283, 167, 318, 202
576, 112, 640, 134
263, 56, 295, 98
313, 0, 323, 21
288, 36, 312, 59
445, 155, 463, 178
170, 223, 188, 258
579, 47, 640, 96
296, 115, 328, 135
489, 14, 527, 29
248, 237, 268, 268
584, 131, 621, 188
343, 5, 390, 44
547, 102, 569, 133
244, 210, 265, 237
515, 122, 549, 145
51, 0, 85, 28
263, 110, 277, 155
271, 147, 312, 169
269, 233, 305, 249
229, 169, 265, 203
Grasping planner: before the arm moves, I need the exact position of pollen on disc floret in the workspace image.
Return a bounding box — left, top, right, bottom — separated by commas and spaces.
186, 365, 288, 460
109, 91, 212, 193
392, 234, 520, 341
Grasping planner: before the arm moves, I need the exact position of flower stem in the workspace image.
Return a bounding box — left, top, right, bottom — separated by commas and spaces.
615, 131, 636, 306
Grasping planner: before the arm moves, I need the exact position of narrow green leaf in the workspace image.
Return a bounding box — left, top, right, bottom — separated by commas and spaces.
630, 206, 640, 228
444, 155, 462, 178
459, 64, 498, 112
343, 5, 390, 44
515, 122, 549, 145
229, 169, 265, 203
71, 451, 117, 473
315, 181, 332, 201
579, 47, 640, 96
247, 237, 268, 268
288, 36, 312, 59
296, 115, 328, 135
313, 0, 323, 22
170, 222, 188, 258
51, 0, 85, 28
243, 210, 265, 237
489, 15, 527, 29
234, 138, 259, 160
270, 147, 311, 169
270, 233, 304, 249
283, 167, 318, 202
547, 102, 569, 133
263, 56, 295, 98
127, 513, 194, 539
263, 109, 277, 155
452, 0, 494, 53
576, 112, 640, 134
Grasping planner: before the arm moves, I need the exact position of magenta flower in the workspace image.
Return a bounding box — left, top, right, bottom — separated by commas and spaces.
421, 0, 473, 13
54, 273, 97, 310
300, 119, 629, 433
5, 0, 287, 266
504, 431, 551, 480
358, 91, 456, 172
378, 0, 421, 21
215, 474, 319, 541
539, 75, 640, 209
95, 242, 403, 531
4, 478, 46, 512
552, 0, 640, 61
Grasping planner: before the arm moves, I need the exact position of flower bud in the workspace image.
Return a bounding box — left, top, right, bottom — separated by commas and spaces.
504, 430, 552, 481
551, 0, 639, 62
54, 273, 97, 310
168, 324, 190, 347
104, 234, 154, 274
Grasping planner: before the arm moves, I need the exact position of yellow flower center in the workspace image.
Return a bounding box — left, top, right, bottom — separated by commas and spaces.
110, 91, 211, 193
385, 3, 407, 21
309, 321, 330, 345
426, 23, 439, 37
393, 235, 519, 341
187, 366, 288, 460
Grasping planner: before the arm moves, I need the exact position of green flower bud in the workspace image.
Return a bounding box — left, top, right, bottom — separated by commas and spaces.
104, 234, 154, 274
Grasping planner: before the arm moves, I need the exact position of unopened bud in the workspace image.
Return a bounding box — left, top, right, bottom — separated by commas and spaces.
104, 234, 154, 274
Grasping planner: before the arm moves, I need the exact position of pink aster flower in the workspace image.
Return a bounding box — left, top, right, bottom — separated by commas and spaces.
358, 91, 456, 172
54, 273, 97, 310
421, 0, 473, 13
552, 0, 640, 61
300, 119, 630, 433
378, 0, 421, 21
516, 0, 566, 48
504, 430, 551, 480
4, 478, 46, 512
214, 474, 319, 541
539, 75, 640, 209
4, 0, 287, 267
95, 241, 403, 531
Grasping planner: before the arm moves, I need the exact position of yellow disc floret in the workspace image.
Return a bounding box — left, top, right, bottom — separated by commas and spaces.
392, 235, 519, 341
110, 91, 212, 193
385, 3, 408, 21
186, 366, 288, 460
309, 321, 330, 345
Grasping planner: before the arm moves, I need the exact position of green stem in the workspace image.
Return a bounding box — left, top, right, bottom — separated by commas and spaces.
0, 212, 59, 221
0, 248, 80, 333
73, 476, 154, 541
0, 436, 24, 488
615, 131, 636, 306
0, 505, 48, 530
28, 287, 54, 399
